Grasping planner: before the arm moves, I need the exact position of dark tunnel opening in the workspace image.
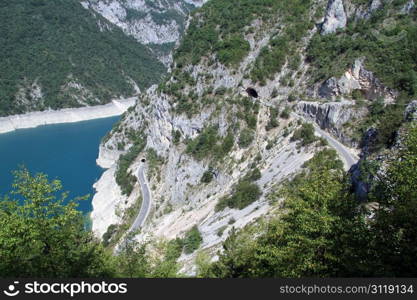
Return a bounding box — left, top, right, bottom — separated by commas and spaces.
246, 87, 259, 98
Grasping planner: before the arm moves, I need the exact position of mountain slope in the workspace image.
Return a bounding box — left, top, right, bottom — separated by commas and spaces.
91, 0, 416, 274
81, 0, 207, 65
0, 0, 165, 116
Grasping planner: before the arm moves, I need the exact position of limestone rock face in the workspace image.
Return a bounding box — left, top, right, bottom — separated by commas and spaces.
353, 0, 382, 19
321, 0, 347, 35
404, 100, 417, 122
296, 100, 365, 146
91, 167, 124, 238
89, 0, 413, 274
401, 0, 415, 14
81, 0, 207, 65
318, 58, 397, 102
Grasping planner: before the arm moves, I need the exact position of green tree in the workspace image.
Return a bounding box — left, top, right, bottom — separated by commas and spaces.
369, 124, 417, 276
183, 225, 203, 254
238, 129, 254, 148
115, 232, 150, 278
291, 123, 317, 146
0, 168, 114, 277
209, 150, 352, 277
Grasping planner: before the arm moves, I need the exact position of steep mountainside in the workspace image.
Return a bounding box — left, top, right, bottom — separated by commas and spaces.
81, 0, 207, 65
91, 0, 416, 274
0, 0, 166, 116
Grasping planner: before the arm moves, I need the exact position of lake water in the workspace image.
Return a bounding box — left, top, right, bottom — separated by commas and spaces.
0, 116, 119, 214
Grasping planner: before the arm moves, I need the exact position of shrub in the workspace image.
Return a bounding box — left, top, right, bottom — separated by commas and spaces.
186, 126, 219, 160
266, 107, 279, 130
306, 5, 417, 97
183, 226, 203, 254
215, 86, 227, 96
280, 106, 291, 119
201, 170, 214, 183
216, 181, 261, 211
238, 129, 255, 148
116, 137, 146, 195
172, 130, 181, 145
245, 168, 261, 182
291, 123, 317, 146
102, 224, 118, 247
216, 168, 262, 211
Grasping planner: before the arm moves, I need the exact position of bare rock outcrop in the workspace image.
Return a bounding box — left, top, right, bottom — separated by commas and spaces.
321, 0, 347, 35
404, 100, 417, 122
296, 100, 365, 146
318, 58, 397, 102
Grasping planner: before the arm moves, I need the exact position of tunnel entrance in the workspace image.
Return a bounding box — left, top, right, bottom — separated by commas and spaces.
246, 87, 259, 98
141, 158, 146, 163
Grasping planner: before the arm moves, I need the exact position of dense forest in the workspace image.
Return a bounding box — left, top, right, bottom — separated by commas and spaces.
0, 0, 165, 116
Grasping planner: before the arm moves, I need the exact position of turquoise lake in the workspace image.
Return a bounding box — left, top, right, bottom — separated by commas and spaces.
0, 116, 119, 214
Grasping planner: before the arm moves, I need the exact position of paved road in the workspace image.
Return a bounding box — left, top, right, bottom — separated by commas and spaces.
126, 104, 358, 234
258, 99, 359, 169
311, 122, 359, 170
129, 164, 151, 233
291, 112, 359, 170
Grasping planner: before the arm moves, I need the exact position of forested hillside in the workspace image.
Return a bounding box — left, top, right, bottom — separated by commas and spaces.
0, 0, 165, 116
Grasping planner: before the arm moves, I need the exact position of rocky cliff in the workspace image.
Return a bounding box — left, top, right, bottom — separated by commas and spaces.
91, 0, 416, 274
82, 0, 207, 65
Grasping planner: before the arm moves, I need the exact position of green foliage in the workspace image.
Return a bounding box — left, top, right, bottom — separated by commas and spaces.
102, 224, 118, 247
216, 181, 260, 211
115, 234, 182, 278
116, 233, 150, 278
174, 0, 312, 69
244, 168, 262, 182
183, 225, 203, 254
208, 150, 352, 277
238, 128, 254, 148
0, 168, 113, 277
237, 97, 259, 129
280, 106, 291, 119
216, 169, 261, 211
0, 0, 165, 116
102, 196, 142, 249
116, 134, 147, 195
186, 126, 220, 160
172, 129, 182, 145
291, 123, 317, 146
307, 6, 417, 96
201, 169, 214, 184
355, 97, 410, 151
186, 126, 234, 161
216, 35, 250, 66
266, 107, 279, 131
195, 251, 213, 278
250, 1, 312, 83
146, 148, 164, 177
207, 127, 417, 277
368, 124, 417, 276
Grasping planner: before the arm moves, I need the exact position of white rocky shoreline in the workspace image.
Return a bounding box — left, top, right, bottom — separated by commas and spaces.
0, 97, 136, 134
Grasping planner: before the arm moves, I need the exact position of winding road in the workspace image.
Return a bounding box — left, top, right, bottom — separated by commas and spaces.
259, 98, 358, 170
126, 103, 359, 234
129, 163, 152, 233
311, 122, 359, 170
291, 112, 359, 170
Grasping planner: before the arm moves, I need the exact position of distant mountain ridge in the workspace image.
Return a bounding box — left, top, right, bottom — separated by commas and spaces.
0, 0, 204, 117
81, 0, 207, 65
